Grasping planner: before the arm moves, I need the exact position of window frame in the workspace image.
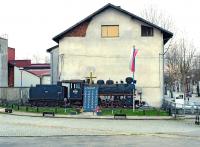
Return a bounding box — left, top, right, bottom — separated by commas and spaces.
101, 25, 119, 38
141, 25, 154, 37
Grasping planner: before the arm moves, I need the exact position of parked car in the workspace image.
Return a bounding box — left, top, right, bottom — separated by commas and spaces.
138, 103, 153, 110
184, 102, 200, 110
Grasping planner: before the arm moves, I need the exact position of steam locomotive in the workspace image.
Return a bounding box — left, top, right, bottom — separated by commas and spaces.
29, 77, 136, 108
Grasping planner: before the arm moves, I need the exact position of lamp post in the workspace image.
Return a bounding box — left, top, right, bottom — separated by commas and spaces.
19, 67, 23, 104
19, 67, 24, 87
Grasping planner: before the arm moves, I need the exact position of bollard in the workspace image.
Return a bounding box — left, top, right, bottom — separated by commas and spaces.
143, 110, 145, 115
195, 115, 200, 125
195, 107, 200, 125
168, 108, 171, 116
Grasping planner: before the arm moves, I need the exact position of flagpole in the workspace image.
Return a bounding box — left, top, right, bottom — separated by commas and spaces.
133, 45, 135, 112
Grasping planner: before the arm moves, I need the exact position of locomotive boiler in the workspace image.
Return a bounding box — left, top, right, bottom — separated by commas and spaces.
29, 77, 136, 108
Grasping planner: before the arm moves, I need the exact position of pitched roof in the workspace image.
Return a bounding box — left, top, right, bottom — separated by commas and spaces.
24, 63, 50, 69
26, 69, 50, 77
53, 3, 173, 44
46, 45, 58, 52
9, 60, 31, 67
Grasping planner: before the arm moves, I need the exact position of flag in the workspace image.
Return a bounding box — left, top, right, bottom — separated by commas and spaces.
130, 47, 138, 73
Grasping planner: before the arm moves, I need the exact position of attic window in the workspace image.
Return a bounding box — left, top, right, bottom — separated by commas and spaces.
101, 25, 119, 37
141, 25, 153, 36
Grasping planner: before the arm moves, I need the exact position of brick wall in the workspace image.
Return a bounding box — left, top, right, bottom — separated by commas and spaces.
64, 20, 91, 37
8, 47, 15, 61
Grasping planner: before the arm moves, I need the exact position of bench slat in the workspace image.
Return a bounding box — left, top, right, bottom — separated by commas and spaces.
43, 112, 55, 117
114, 114, 126, 119
5, 108, 12, 113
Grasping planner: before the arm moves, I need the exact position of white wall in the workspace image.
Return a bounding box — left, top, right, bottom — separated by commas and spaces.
14, 67, 40, 87
50, 47, 59, 84
0, 87, 30, 103
59, 8, 165, 107
0, 37, 8, 87
41, 75, 50, 84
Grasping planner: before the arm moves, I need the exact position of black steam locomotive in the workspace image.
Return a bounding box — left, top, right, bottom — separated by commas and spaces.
29, 77, 136, 108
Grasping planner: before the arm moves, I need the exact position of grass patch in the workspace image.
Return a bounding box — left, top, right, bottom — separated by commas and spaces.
0, 104, 169, 116
101, 108, 169, 116
0, 104, 77, 115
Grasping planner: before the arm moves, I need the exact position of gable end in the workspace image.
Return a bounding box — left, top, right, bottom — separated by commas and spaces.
63, 19, 91, 37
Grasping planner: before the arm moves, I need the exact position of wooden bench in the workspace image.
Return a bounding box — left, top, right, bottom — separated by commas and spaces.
5, 108, 12, 113
70, 112, 77, 115
42, 111, 55, 117
114, 114, 126, 119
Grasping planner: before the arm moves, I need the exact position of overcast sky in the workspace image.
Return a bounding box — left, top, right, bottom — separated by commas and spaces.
0, 0, 200, 62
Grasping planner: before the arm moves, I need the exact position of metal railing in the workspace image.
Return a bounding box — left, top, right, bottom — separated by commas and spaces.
162, 99, 200, 118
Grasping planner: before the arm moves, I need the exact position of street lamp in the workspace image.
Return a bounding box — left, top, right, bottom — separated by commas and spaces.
19, 67, 24, 104
19, 67, 24, 87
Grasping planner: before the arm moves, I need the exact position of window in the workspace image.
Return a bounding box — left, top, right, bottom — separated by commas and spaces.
101, 25, 119, 37
141, 25, 153, 36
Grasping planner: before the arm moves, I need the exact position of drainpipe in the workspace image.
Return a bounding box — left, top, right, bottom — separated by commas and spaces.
39, 76, 42, 85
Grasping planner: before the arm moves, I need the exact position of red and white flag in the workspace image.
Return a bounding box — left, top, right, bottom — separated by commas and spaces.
130, 47, 138, 73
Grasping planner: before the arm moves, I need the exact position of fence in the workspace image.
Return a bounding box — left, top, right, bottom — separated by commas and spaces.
0, 87, 30, 104
162, 99, 200, 117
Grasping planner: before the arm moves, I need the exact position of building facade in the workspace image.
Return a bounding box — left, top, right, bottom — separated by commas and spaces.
13, 63, 50, 87
0, 37, 8, 87
47, 45, 59, 84
50, 4, 173, 107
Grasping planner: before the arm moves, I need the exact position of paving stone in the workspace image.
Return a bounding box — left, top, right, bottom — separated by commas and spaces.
0, 114, 200, 137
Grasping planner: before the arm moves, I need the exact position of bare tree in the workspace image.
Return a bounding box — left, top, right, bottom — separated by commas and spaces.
32, 54, 50, 63
192, 54, 200, 81
165, 41, 179, 97
140, 5, 174, 31
165, 38, 196, 97
44, 55, 50, 63
192, 54, 200, 96
177, 38, 196, 95
32, 54, 43, 63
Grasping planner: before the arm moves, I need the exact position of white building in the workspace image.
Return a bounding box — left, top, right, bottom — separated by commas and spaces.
49, 3, 173, 107
11, 62, 51, 87
0, 37, 8, 87
47, 45, 59, 84
14, 67, 50, 87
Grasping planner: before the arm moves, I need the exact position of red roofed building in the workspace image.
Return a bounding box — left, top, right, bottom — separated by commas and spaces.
8, 47, 15, 61
13, 62, 50, 87
7, 48, 50, 87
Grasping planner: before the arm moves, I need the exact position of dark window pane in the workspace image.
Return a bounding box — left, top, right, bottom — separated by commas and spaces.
141, 25, 153, 36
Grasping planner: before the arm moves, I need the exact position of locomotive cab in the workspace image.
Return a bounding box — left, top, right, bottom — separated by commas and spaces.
61, 80, 84, 100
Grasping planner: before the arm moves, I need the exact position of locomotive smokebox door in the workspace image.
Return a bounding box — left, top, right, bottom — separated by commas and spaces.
83, 86, 99, 112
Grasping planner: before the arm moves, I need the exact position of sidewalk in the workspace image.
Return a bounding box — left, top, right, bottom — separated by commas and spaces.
0, 107, 173, 120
